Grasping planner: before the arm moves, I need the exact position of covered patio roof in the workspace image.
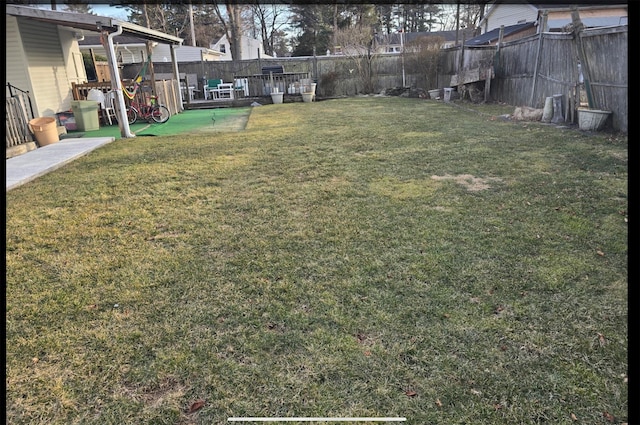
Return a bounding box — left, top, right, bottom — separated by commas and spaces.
5, 4, 183, 45
6, 4, 184, 139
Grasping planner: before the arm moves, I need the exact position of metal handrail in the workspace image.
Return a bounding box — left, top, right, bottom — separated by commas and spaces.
6, 82, 34, 119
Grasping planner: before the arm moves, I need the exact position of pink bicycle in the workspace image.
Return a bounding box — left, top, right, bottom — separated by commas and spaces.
122, 95, 170, 124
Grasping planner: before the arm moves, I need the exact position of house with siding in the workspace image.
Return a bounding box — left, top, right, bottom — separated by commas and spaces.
6, 8, 89, 119
464, 22, 537, 46
210, 34, 273, 60
479, 2, 628, 34
5, 4, 183, 143
464, 2, 627, 46
373, 29, 477, 54
78, 35, 222, 64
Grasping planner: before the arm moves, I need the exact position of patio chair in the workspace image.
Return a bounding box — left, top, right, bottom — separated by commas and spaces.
213, 82, 234, 100
204, 79, 223, 100
88, 88, 117, 125
103, 91, 118, 125
234, 78, 249, 97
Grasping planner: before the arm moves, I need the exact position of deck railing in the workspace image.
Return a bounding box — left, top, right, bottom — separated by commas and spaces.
234, 72, 312, 97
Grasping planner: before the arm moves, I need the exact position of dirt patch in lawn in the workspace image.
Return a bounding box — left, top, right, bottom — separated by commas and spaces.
431, 173, 502, 191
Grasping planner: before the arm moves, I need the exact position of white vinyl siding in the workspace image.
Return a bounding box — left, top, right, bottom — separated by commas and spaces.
18, 18, 71, 117
152, 44, 221, 62
57, 28, 88, 87
482, 4, 538, 34
5, 16, 31, 99
79, 44, 219, 64
211, 35, 271, 60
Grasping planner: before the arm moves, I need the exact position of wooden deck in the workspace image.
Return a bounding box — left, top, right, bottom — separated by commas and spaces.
182, 94, 309, 110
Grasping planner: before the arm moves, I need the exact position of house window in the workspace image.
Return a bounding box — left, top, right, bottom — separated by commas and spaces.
220, 44, 226, 53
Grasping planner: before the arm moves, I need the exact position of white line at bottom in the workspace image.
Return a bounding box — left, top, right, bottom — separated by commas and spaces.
228, 418, 406, 422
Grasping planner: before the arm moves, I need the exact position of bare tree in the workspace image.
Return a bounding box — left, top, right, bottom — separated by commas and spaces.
250, 3, 290, 57
211, 2, 244, 66
334, 26, 378, 94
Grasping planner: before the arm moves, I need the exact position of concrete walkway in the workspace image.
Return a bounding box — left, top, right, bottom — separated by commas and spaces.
6, 137, 116, 191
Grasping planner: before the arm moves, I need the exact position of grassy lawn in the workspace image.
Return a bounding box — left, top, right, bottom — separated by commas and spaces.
6, 97, 628, 424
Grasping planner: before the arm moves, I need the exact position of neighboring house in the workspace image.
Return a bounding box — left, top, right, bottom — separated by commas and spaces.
210, 34, 273, 60
373, 29, 477, 53
478, 2, 538, 34
464, 22, 537, 46
479, 1, 628, 34
535, 3, 627, 31
79, 34, 222, 64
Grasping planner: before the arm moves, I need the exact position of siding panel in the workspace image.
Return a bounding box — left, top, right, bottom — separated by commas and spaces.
18, 18, 71, 117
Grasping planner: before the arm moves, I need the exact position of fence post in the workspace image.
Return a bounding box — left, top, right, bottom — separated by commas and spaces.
529, 13, 546, 106
571, 7, 594, 108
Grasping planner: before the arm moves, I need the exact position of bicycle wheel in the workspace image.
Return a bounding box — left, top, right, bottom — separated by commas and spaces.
114, 106, 137, 124
128, 107, 138, 124
151, 105, 170, 123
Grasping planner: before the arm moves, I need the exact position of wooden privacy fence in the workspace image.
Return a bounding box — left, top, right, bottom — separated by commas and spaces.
478, 24, 626, 132
141, 23, 625, 132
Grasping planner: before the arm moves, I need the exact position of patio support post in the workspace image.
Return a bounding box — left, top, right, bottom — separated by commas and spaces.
103, 25, 136, 138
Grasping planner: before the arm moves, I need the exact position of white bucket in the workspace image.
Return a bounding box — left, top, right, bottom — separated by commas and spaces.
443, 88, 458, 102
428, 89, 442, 100
577, 108, 611, 131
271, 92, 284, 104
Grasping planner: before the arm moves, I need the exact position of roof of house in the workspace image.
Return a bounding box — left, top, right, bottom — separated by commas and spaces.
5, 4, 183, 45
376, 29, 477, 46
80, 35, 147, 46
479, 1, 627, 28
79, 35, 221, 56
529, 1, 627, 8
464, 22, 536, 46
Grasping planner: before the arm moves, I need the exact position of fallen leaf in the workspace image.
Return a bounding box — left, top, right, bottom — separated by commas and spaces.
571, 413, 578, 421
187, 400, 205, 414
603, 411, 615, 422
597, 333, 607, 346
364, 350, 371, 357
435, 398, 442, 407
470, 389, 481, 396
493, 404, 503, 410
405, 390, 417, 397
597, 250, 605, 256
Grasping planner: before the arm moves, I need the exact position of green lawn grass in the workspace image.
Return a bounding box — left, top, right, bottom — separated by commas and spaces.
6, 97, 628, 424
64, 106, 251, 139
